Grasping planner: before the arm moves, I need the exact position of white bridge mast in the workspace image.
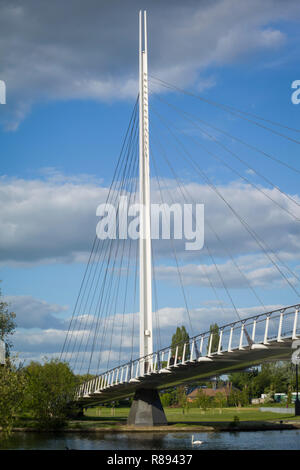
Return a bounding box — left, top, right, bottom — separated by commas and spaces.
139, 10, 153, 369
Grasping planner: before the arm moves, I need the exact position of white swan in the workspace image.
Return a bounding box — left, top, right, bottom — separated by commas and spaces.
192, 435, 203, 445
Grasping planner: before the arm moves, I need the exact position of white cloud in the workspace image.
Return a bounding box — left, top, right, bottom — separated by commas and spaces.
1, 173, 299, 370
11, 300, 285, 373
0, 175, 299, 269
0, 174, 109, 264
155, 254, 298, 290
4, 295, 68, 329
0, 0, 298, 129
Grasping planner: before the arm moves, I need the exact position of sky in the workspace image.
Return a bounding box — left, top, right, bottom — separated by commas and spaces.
0, 0, 300, 374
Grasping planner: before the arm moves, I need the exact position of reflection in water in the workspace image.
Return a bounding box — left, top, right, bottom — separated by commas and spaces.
0, 430, 300, 450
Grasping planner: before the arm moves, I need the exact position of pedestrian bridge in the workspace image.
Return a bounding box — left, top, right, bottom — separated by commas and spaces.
76, 304, 299, 406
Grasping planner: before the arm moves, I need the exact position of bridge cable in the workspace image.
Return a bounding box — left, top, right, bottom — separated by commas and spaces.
149, 75, 300, 145
151, 148, 195, 337
151, 135, 255, 329
150, 126, 249, 319
75, 107, 139, 371
86, 119, 139, 374
153, 133, 268, 312
150, 91, 300, 210
150, 106, 300, 298
70, 101, 136, 372
60, 96, 139, 363
149, 75, 300, 134
91, 122, 140, 374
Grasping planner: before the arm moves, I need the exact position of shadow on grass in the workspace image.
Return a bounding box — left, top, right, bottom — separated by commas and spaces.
166, 419, 297, 431
79, 415, 127, 423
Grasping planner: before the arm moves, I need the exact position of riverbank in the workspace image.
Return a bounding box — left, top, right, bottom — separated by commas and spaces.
9, 420, 300, 433
5, 407, 300, 434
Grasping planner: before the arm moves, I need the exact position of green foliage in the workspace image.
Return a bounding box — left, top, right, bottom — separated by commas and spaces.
208, 323, 220, 354
240, 385, 250, 406
0, 287, 16, 353
160, 392, 172, 407
195, 389, 211, 411
263, 383, 275, 404
214, 391, 227, 410
227, 389, 241, 407
0, 362, 26, 438
287, 385, 292, 406
171, 326, 190, 359
160, 388, 178, 407
24, 359, 78, 429
176, 386, 189, 414
228, 362, 295, 399
76, 373, 95, 385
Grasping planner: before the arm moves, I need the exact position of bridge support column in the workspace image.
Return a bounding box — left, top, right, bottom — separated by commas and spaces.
127, 388, 168, 426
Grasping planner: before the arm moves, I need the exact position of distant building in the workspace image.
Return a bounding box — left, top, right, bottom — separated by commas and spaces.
251, 394, 270, 405
251, 392, 299, 405
187, 382, 236, 402
274, 392, 299, 404
251, 397, 265, 405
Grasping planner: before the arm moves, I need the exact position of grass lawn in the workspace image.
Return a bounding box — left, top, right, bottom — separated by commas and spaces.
11, 406, 298, 432
83, 406, 295, 424
8, 406, 300, 432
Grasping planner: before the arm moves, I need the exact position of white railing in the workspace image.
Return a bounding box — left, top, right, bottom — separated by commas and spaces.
76, 304, 299, 399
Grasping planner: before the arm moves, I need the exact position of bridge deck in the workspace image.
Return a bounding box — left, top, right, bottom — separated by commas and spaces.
77, 304, 299, 406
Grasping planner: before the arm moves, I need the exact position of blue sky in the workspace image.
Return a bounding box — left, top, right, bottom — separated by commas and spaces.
0, 0, 300, 373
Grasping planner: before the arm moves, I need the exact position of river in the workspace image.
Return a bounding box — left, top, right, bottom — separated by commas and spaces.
1, 430, 300, 450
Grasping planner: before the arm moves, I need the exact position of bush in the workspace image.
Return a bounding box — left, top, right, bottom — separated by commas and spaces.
195, 389, 211, 411
160, 392, 172, 407
213, 392, 227, 411
0, 361, 26, 438
24, 359, 78, 429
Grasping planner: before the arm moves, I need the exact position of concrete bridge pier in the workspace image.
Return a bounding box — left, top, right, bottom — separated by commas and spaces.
127, 388, 168, 426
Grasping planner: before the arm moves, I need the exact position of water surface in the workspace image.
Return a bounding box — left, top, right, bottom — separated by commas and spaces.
1, 430, 300, 450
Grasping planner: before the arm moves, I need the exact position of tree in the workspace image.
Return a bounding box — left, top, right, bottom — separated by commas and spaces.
227, 389, 242, 408
195, 389, 211, 412
176, 385, 189, 414
228, 368, 259, 399
0, 362, 26, 438
208, 323, 220, 354
160, 388, 177, 406
160, 392, 172, 407
214, 391, 227, 413
24, 359, 78, 429
76, 373, 95, 385
287, 385, 292, 407
241, 385, 250, 406
228, 362, 299, 403
0, 287, 16, 355
171, 326, 190, 360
